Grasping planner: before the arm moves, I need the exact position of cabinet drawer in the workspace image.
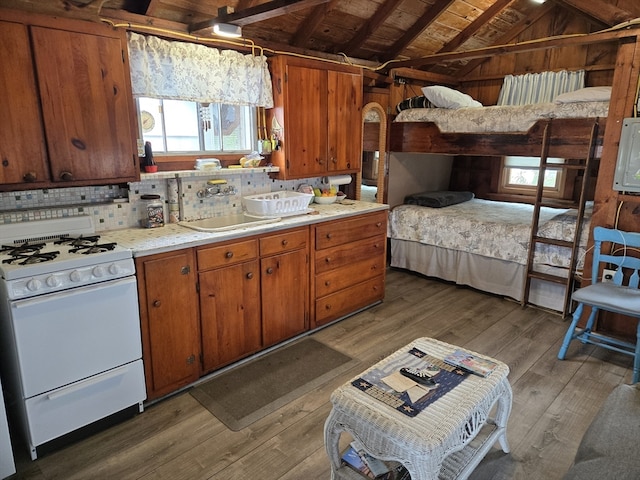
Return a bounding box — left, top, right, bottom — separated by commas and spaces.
315, 233, 386, 274
315, 275, 385, 326
315, 256, 385, 297
260, 227, 308, 256
315, 211, 386, 250
197, 239, 258, 270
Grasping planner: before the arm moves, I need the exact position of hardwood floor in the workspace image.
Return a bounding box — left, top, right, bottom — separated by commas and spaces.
9, 268, 633, 480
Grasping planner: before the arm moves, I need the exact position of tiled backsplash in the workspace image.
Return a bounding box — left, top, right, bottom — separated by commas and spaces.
0, 170, 336, 232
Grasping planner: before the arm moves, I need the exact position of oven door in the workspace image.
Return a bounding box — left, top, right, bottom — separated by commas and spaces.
9, 276, 142, 399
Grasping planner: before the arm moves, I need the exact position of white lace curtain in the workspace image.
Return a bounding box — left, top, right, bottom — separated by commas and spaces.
497, 70, 585, 106
127, 32, 273, 108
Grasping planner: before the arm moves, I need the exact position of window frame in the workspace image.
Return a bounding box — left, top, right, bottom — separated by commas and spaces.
136, 97, 257, 156
498, 156, 566, 198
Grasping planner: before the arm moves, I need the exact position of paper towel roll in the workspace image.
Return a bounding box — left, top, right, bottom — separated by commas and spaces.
327, 175, 352, 186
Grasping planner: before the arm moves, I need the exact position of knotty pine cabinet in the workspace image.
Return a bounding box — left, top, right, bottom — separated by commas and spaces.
0, 10, 139, 191
312, 211, 387, 328
197, 226, 309, 373
267, 55, 363, 180
197, 238, 262, 373
136, 249, 201, 401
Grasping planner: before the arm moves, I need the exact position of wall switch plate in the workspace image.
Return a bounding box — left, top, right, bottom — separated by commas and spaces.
602, 268, 617, 283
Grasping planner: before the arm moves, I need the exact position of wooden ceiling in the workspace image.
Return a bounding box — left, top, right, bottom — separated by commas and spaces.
2, 0, 640, 80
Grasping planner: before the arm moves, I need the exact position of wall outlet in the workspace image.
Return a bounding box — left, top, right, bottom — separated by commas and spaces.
602, 268, 617, 283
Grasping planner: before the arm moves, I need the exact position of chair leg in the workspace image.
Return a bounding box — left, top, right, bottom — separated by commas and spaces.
634, 320, 640, 384
558, 303, 585, 360
581, 306, 599, 341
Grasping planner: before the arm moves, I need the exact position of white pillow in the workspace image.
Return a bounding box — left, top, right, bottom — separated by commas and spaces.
421, 85, 483, 109
554, 86, 612, 104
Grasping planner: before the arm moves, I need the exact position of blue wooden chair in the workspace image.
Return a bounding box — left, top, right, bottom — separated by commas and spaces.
558, 226, 640, 384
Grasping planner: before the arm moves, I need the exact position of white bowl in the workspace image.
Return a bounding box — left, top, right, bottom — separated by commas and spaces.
314, 195, 337, 204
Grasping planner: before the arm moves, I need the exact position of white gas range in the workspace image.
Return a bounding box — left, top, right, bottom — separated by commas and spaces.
0, 216, 146, 460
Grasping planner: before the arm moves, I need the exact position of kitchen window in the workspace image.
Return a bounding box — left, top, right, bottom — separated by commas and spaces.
137, 97, 256, 154
499, 155, 565, 197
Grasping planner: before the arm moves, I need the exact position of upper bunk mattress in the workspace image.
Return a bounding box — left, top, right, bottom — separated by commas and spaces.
394, 101, 609, 133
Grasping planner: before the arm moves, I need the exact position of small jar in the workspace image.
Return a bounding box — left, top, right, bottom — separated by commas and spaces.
140, 194, 164, 228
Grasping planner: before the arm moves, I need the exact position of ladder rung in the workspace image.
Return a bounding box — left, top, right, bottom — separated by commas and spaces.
542, 163, 586, 171
532, 236, 573, 248
526, 271, 568, 284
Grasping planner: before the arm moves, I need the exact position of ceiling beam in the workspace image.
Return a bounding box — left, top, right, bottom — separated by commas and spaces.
290, 0, 340, 48
380, 0, 456, 63
189, 0, 331, 33
555, 0, 636, 27
340, 0, 398, 57
437, 0, 515, 54
455, 2, 556, 77
389, 24, 640, 69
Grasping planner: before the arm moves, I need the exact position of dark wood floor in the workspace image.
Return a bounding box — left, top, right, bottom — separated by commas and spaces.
9, 268, 633, 480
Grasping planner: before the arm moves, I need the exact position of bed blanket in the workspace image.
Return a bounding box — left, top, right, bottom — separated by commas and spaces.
388, 199, 591, 268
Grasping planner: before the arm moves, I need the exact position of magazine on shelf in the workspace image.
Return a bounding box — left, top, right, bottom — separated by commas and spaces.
443, 349, 498, 377
341, 442, 393, 479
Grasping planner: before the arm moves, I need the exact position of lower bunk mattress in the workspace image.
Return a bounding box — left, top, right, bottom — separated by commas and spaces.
388, 198, 591, 311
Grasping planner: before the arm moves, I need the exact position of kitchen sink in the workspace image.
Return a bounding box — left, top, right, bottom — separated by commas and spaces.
178, 214, 281, 232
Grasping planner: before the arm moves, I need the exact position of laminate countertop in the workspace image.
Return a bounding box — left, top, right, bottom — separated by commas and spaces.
104, 200, 389, 257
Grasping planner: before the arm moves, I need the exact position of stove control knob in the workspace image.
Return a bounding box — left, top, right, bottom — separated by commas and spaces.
108, 264, 120, 275
26, 278, 42, 292
92, 266, 105, 277
69, 270, 82, 282
46, 275, 60, 287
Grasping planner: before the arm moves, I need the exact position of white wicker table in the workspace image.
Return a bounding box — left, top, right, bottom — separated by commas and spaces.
324, 337, 512, 480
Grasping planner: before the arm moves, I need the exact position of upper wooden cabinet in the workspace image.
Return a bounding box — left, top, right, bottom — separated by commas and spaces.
0, 11, 139, 190
267, 56, 363, 180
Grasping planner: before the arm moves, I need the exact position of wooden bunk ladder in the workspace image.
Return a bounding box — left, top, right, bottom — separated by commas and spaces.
522, 118, 600, 317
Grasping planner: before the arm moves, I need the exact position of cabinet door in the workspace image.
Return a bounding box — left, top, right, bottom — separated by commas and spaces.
199, 261, 262, 372
261, 248, 308, 347
327, 70, 362, 173
137, 250, 200, 400
0, 21, 49, 188
284, 64, 327, 178
30, 26, 137, 184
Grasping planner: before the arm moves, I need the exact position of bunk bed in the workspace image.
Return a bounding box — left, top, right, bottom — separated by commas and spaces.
386, 85, 609, 312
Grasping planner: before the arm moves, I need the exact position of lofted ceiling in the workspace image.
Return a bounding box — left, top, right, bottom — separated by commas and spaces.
2, 0, 640, 82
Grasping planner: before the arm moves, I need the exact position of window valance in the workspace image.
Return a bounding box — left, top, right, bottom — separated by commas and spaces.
127, 32, 273, 108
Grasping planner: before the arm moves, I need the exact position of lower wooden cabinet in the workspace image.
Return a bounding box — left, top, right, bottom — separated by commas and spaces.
136, 214, 386, 400
197, 239, 262, 373
311, 211, 387, 328
136, 249, 201, 401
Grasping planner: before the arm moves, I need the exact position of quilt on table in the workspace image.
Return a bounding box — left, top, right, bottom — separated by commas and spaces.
394, 101, 609, 133
388, 199, 592, 268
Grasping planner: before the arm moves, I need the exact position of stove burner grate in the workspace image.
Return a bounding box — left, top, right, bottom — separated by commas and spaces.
54, 235, 101, 247
0, 242, 46, 256
69, 243, 117, 255
2, 251, 60, 265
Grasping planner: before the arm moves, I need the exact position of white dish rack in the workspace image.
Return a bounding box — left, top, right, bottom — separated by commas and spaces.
243, 191, 314, 217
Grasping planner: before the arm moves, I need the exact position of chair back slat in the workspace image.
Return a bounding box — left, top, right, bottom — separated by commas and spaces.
592, 226, 640, 288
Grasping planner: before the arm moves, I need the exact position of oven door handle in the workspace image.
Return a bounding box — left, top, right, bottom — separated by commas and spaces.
46, 364, 131, 401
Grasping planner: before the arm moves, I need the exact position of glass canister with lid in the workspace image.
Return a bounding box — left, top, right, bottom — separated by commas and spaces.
140, 194, 164, 228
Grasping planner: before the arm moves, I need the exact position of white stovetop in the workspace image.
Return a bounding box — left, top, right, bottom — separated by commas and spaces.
104, 201, 389, 257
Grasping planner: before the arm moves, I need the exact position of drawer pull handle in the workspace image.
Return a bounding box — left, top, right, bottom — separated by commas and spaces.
326, 233, 332, 239
325, 304, 332, 310
246, 272, 254, 279
376, 222, 382, 227
325, 280, 331, 286
281, 239, 288, 246
225, 251, 234, 259
325, 257, 331, 263
266, 267, 274, 275
153, 300, 161, 308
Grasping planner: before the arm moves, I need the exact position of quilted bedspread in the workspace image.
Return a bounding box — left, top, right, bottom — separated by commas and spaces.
388, 199, 592, 268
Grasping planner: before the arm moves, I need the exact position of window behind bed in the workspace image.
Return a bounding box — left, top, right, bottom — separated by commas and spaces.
499, 156, 566, 197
